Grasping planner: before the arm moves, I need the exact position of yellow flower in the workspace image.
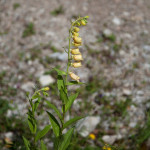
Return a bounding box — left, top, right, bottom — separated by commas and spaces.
72, 54, 83, 61
81, 20, 86, 26
72, 42, 82, 47
89, 133, 96, 140
69, 72, 80, 82
72, 32, 79, 37
73, 36, 82, 44
71, 48, 81, 55
103, 145, 111, 150
71, 62, 82, 68
74, 27, 80, 32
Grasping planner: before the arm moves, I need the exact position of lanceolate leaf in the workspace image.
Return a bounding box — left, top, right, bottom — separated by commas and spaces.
57, 75, 65, 91
35, 125, 51, 142
41, 140, 47, 150
60, 87, 68, 105
65, 92, 79, 112
23, 136, 30, 150
58, 128, 74, 150
47, 111, 60, 137
66, 81, 85, 85
53, 68, 67, 75
63, 116, 84, 129
27, 116, 37, 134
46, 101, 62, 120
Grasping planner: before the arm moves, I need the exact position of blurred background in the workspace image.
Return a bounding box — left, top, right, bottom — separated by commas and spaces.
0, 0, 150, 149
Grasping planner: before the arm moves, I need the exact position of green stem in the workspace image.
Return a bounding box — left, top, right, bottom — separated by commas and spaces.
65, 25, 73, 86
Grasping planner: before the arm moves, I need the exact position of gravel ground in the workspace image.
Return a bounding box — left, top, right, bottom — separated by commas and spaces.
1, 0, 150, 149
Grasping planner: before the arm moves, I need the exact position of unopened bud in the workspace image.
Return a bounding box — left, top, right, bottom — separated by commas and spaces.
74, 27, 80, 32
81, 20, 86, 26
72, 42, 82, 47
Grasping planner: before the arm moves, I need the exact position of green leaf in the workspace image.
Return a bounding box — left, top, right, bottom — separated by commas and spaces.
46, 101, 62, 120
65, 92, 78, 112
47, 111, 60, 137
22, 136, 30, 150
60, 87, 68, 105
53, 68, 67, 75
63, 116, 84, 129
57, 75, 65, 91
28, 118, 37, 134
33, 97, 41, 112
66, 81, 85, 85
41, 140, 47, 150
35, 125, 51, 142
58, 128, 74, 150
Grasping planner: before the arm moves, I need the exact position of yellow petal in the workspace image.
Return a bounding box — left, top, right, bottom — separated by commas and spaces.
81, 20, 86, 26
69, 72, 80, 82
72, 32, 79, 37
71, 48, 81, 55
72, 54, 83, 61
72, 42, 82, 47
71, 62, 82, 68
73, 36, 82, 44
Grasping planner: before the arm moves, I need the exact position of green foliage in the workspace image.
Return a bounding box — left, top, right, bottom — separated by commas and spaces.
41, 140, 47, 150
23, 136, 30, 150
35, 125, 51, 142
47, 111, 60, 137
13, 3, 20, 10
22, 22, 35, 38
51, 5, 64, 16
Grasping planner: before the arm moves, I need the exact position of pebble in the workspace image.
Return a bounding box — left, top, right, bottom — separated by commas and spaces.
112, 17, 122, 25
49, 52, 68, 61
123, 89, 132, 96
21, 82, 35, 91
76, 116, 100, 137
39, 75, 55, 86
102, 135, 117, 144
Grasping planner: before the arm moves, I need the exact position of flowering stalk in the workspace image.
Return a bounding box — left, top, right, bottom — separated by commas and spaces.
24, 16, 89, 150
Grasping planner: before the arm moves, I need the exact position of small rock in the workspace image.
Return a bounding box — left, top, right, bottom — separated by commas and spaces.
103, 29, 112, 37
102, 135, 117, 144
112, 17, 122, 25
39, 75, 55, 86
77, 116, 100, 137
129, 122, 137, 128
137, 90, 144, 96
49, 52, 68, 61
143, 45, 150, 52
21, 82, 35, 91
4, 132, 14, 140
123, 89, 132, 96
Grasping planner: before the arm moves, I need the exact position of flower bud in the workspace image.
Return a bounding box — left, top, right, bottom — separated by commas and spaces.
72, 54, 83, 61
73, 36, 82, 44
84, 16, 89, 19
72, 42, 82, 47
81, 20, 86, 26
43, 87, 49, 91
71, 48, 81, 55
71, 62, 82, 68
72, 32, 79, 37
74, 27, 80, 32
69, 72, 80, 82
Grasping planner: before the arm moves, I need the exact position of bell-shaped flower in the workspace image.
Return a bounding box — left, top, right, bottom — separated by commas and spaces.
69, 72, 80, 82
72, 32, 79, 37
81, 20, 86, 26
72, 42, 82, 47
73, 36, 82, 44
71, 62, 82, 68
72, 54, 83, 61
71, 48, 81, 55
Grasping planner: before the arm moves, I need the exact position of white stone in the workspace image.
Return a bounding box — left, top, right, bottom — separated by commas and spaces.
103, 29, 112, 36
129, 122, 137, 128
49, 52, 68, 61
21, 82, 35, 91
102, 135, 117, 144
76, 116, 100, 137
39, 75, 55, 86
123, 89, 132, 96
5, 132, 14, 140
112, 17, 122, 25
